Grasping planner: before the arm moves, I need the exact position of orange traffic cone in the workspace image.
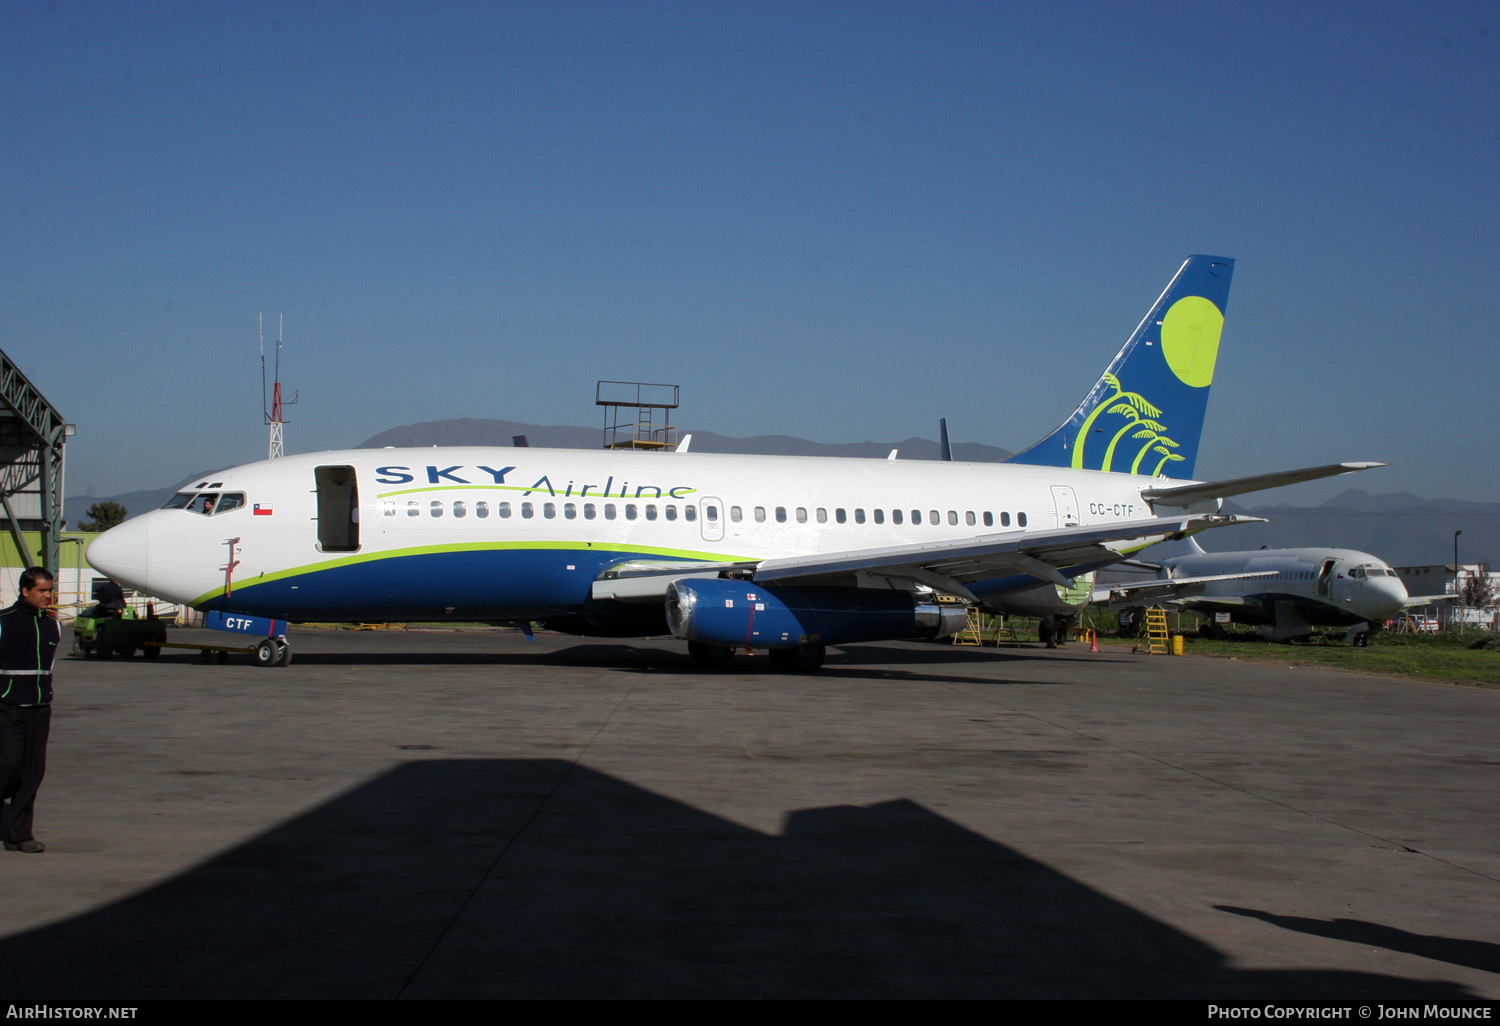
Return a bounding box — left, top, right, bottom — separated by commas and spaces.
1090, 629, 1099, 653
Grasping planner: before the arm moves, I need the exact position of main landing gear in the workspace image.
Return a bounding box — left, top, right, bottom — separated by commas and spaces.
768, 644, 826, 674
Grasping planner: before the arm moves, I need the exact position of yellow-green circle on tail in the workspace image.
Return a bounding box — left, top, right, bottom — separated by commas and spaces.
1160, 296, 1223, 388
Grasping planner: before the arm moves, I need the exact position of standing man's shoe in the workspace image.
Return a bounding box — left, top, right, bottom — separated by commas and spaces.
3, 839, 44, 853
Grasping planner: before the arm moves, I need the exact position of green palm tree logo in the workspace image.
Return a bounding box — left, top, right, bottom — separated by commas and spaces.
1070, 372, 1163, 470
1100, 411, 1165, 472
1130, 431, 1179, 473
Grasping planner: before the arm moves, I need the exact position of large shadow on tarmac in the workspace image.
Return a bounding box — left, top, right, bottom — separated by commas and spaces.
2, 760, 1476, 999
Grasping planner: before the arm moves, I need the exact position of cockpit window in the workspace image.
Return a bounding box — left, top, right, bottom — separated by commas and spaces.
164, 491, 247, 515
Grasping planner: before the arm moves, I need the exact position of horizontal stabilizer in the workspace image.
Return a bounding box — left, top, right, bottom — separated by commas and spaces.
1142, 462, 1385, 507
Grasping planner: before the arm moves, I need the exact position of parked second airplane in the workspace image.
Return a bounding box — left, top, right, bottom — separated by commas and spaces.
87, 254, 1380, 670
1100, 538, 1426, 644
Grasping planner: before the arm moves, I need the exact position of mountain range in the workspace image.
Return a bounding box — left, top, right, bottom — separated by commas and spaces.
65, 418, 1498, 567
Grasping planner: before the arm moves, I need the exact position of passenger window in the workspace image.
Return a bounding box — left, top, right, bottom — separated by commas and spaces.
665, 505, 677, 521
892, 509, 903, 525
965, 511, 976, 526
454, 500, 467, 519
983, 512, 993, 527
873, 509, 884, 524
543, 502, 556, 519
816, 508, 827, 524
796, 507, 807, 524
626, 504, 637, 521
430, 500, 443, 518
948, 511, 958, 526
729, 506, 742, 522
408, 500, 420, 518
605, 504, 617, 520
685, 506, 697, 522
755, 507, 766, 523
564, 503, 577, 520
836, 509, 847, 524
775, 507, 787, 523
929, 510, 939, 524
1000, 512, 1011, 527
912, 510, 922, 525
383, 501, 396, 518
475, 501, 489, 519
645, 505, 657, 521
499, 502, 512, 519
584, 503, 596, 520
855, 508, 866, 524
1018, 512, 1028, 527
521, 502, 534, 519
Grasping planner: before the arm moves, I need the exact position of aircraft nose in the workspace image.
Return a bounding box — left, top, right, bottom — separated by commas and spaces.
1359, 576, 1408, 620
86, 515, 150, 593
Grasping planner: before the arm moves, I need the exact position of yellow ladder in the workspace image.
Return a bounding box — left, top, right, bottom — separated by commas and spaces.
952, 608, 1019, 647
953, 607, 985, 646
1134, 607, 1171, 654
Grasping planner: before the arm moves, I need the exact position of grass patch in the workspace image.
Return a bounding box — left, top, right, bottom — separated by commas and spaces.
1082, 620, 1500, 687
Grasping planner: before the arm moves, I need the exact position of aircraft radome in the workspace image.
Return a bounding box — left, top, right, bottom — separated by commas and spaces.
88, 255, 1382, 671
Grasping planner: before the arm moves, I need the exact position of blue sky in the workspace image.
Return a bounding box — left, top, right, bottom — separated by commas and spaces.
4, 1, 1496, 505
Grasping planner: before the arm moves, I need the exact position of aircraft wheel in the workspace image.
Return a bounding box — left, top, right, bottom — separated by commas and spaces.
687, 641, 734, 666
253, 639, 279, 667
216, 650, 229, 664
143, 644, 161, 661
768, 644, 825, 674
274, 640, 292, 666
200, 649, 214, 663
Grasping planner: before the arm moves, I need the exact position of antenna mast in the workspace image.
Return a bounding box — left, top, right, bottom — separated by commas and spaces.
260, 313, 297, 459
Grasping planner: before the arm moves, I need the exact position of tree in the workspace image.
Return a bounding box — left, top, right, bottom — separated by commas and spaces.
79, 501, 128, 533
1459, 563, 1495, 610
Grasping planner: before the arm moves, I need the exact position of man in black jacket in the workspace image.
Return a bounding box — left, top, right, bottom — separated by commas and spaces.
1, 567, 59, 853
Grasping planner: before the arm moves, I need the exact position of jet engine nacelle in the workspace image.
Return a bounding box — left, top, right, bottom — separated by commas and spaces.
665, 578, 968, 649
987, 573, 1096, 618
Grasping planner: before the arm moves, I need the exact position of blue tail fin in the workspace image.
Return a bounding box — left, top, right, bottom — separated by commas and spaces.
1008, 254, 1234, 478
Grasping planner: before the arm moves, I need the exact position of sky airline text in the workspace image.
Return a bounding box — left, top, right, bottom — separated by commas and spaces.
374, 466, 696, 499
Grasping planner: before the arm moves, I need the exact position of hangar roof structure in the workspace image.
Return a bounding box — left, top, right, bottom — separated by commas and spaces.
0, 348, 71, 574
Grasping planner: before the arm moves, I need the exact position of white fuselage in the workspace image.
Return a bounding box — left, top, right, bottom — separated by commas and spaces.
1159, 546, 1409, 631
87, 446, 1208, 624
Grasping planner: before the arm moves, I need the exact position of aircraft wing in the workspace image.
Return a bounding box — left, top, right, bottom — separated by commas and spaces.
592, 513, 1251, 603
1404, 594, 1457, 605
1092, 570, 1278, 604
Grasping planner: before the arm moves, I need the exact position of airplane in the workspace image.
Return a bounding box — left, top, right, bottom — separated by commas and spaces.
1097, 537, 1436, 644
86, 254, 1383, 671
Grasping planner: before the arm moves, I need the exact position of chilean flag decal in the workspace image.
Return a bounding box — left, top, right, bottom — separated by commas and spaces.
253, 502, 274, 516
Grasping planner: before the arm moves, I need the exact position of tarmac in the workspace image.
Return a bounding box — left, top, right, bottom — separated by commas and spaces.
2, 626, 1497, 1000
